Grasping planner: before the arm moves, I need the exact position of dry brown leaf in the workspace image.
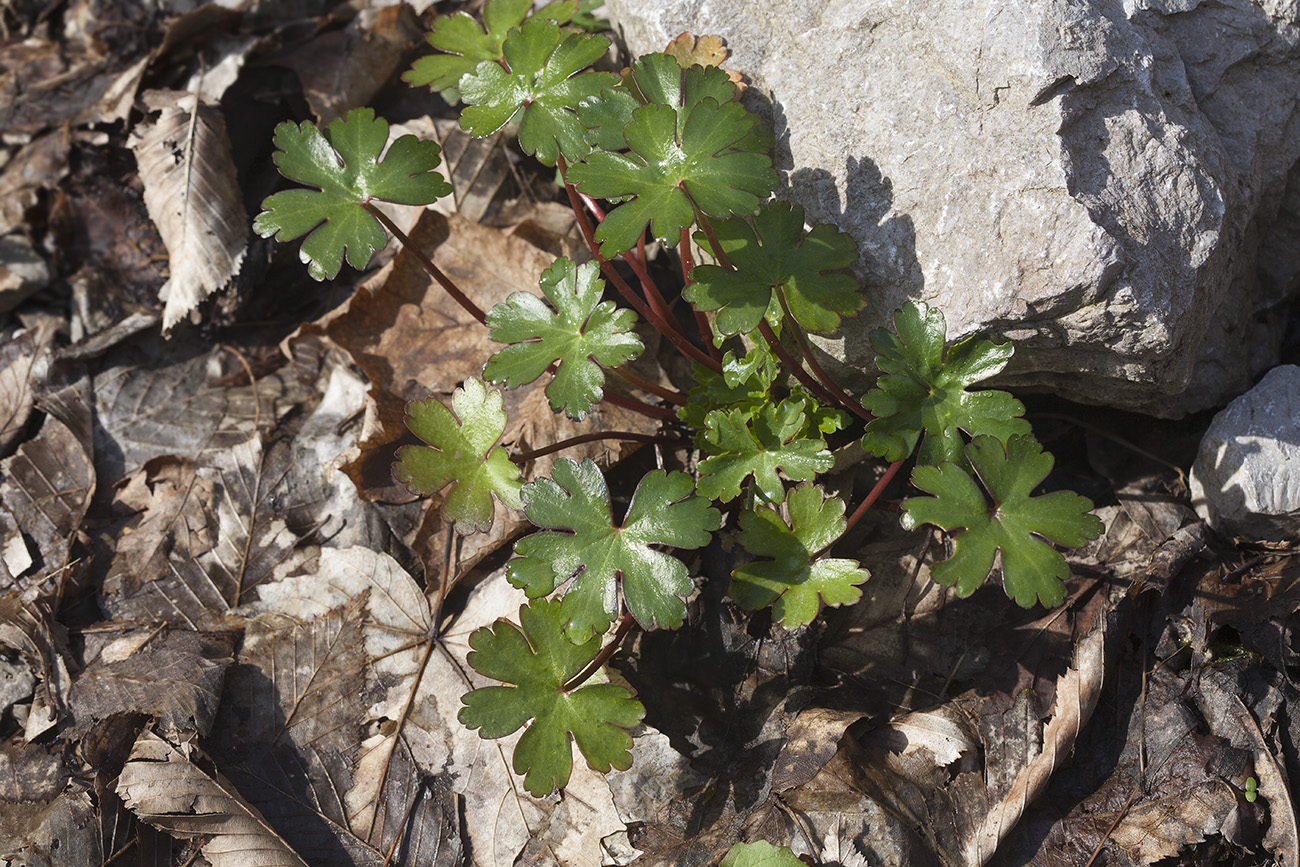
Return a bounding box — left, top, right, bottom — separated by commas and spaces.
118, 730, 310, 867
0, 129, 70, 235
129, 89, 248, 332
93, 339, 300, 482
662, 33, 745, 90
66, 629, 233, 740
0, 381, 95, 587
0, 317, 58, 455
0, 592, 71, 741
0, 784, 103, 866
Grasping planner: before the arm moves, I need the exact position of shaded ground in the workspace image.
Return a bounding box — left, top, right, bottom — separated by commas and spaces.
1, 1, 1299, 865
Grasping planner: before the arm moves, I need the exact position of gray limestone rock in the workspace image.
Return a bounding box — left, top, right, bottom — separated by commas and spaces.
603, 0, 1300, 416
1190, 365, 1300, 542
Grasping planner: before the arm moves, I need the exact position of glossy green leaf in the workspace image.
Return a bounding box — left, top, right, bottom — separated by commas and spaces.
900, 435, 1103, 608
567, 94, 777, 255
458, 17, 616, 165
459, 597, 644, 797
392, 378, 523, 534
485, 258, 642, 419
862, 301, 1031, 466
686, 201, 862, 335
697, 400, 832, 503
509, 459, 720, 642
720, 841, 805, 867
253, 107, 452, 280
731, 484, 869, 629
403, 0, 575, 100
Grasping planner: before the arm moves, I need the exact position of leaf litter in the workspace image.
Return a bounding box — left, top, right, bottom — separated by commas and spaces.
0, 2, 1296, 866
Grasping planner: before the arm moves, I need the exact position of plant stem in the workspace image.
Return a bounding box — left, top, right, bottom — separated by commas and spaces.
628, 233, 679, 335
558, 158, 723, 375
757, 319, 840, 408
681, 227, 721, 363
838, 457, 906, 541
516, 430, 689, 461
696, 213, 733, 269
364, 203, 487, 325
776, 292, 874, 424
609, 365, 687, 404
603, 390, 678, 420
562, 612, 639, 692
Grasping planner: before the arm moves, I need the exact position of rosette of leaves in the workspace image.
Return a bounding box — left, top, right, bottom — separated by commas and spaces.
900, 434, 1103, 608
686, 201, 862, 336
484, 257, 642, 419
457, 17, 617, 165
697, 399, 833, 503
403, 0, 577, 101
861, 301, 1031, 467
459, 597, 644, 797
566, 52, 779, 256
730, 484, 869, 629
253, 108, 452, 280
392, 378, 523, 534
507, 459, 720, 642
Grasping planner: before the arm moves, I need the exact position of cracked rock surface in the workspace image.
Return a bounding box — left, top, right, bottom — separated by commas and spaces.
605, 0, 1300, 416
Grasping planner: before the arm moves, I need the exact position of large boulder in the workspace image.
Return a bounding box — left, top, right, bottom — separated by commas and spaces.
604, 0, 1300, 416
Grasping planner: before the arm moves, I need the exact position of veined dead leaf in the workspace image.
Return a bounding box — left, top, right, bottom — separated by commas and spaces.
129, 89, 247, 332
118, 730, 310, 867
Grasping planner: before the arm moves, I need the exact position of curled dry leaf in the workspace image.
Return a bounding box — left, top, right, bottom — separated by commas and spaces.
0, 592, 72, 741
0, 318, 57, 455
119, 730, 310, 867
129, 90, 248, 332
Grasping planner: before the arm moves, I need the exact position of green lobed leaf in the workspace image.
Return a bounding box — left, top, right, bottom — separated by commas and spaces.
731, 484, 869, 629
720, 841, 805, 867
900, 434, 1103, 608
568, 89, 778, 256
485, 257, 642, 419
403, 0, 576, 100
861, 301, 1031, 466
697, 399, 832, 503
509, 460, 720, 642
253, 107, 452, 280
459, 597, 645, 797
686, 201, 862, 336
392, 378, 523, 534
459, 17, 617, 165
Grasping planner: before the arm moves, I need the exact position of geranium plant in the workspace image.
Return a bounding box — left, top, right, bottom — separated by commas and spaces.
254, 0, 1102, 799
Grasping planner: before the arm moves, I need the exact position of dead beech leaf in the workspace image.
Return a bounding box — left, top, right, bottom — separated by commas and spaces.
0, 129, 70, 236
101, 437, 301, 629
93, 338, 300, 482
0, 592, 71, 741
0, 381, 95, 585
118, 730, 310, 867
129, 89, 248, 332
66, 629, 232, 740
0, 318, 58, 456
662, 33, 745, 90
0, 784, 103, 866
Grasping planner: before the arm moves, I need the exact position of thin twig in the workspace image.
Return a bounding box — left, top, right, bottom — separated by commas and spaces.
516, 430, 689, 461
757, 319, 841, 407
609, 365, 687, 404
836, 458, 906, 543
220, 344, 261, 430
364, 202, 487, 325
681, 226, 721, 362
557, 158, 723, 374
561, 612, 639, 691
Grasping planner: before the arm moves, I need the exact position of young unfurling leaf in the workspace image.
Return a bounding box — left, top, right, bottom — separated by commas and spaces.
392, 378, 523, 534
459, 597, 645, 797
508, 460, 720, 642
900, 435, 1103, 608
458, 18, 616, 165
485, 257, 642, 420
253, 108, 452, 280
686, 201, 862, 336
731, 484, 869, 629
862, 301, 1031, 466
697, 400, 832, 503
403, 0, 576, 100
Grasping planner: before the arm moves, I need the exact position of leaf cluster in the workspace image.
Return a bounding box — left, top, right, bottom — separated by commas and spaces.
254, 0, 1103, 800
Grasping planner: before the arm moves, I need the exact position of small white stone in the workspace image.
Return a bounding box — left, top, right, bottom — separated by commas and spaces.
1189, 365, 1300, 542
